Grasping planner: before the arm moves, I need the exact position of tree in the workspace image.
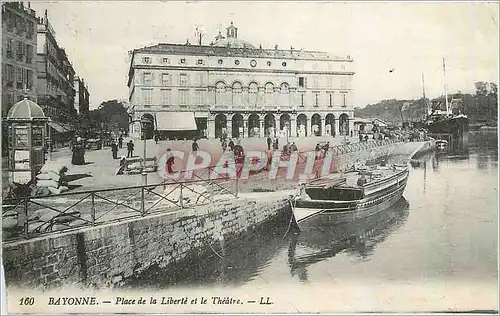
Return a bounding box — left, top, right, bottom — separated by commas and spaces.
86, 99, 130, 136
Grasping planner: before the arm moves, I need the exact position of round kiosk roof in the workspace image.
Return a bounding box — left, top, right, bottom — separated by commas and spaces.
6, 98, 46, 120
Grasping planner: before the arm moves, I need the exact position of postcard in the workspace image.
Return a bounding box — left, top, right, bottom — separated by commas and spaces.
1, 1, 498, 314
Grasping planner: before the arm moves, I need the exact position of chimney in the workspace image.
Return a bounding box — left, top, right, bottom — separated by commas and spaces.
274, 44, 278, 50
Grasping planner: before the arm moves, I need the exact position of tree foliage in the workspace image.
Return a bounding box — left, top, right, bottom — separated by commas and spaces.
84, 100, 130, 135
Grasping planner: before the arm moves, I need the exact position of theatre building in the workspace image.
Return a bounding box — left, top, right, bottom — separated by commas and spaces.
127, 22, 355, 140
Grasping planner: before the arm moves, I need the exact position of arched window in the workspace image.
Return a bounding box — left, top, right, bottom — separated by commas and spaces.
232, 82, 242, 106
249, 82, 258, 107
215, 81, 226, 106
265, 82, 274, 106
280, 83, 289, 106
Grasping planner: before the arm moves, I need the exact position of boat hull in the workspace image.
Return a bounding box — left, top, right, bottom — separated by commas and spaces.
294, 170, 409, 224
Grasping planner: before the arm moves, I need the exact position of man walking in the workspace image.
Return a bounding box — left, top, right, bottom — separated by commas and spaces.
127, 140, 134, 158
111, 141, 118, 159
267, 136, 272, 150
118, 136, 123, 149
192, 139, 199, 155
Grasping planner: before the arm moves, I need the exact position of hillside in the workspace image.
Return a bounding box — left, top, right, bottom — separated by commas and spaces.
354, 98, 426, 123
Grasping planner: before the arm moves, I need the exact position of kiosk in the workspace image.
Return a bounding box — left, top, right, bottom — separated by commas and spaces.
4, 98, 48, 185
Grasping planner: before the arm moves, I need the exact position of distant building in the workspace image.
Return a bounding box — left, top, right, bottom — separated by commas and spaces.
1, 2, 38, 116
36, 9, 76, 124
74, 76, 90, 115
127, 22, 355, 140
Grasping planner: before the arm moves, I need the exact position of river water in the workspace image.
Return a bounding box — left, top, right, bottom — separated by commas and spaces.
130, 131, 498, 312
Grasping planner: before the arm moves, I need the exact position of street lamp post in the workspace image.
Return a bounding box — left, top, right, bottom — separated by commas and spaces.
140, 117, 151, 186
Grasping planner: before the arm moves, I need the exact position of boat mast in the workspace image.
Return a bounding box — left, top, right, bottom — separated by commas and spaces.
443, 57, 450, 115
422, 72, 430, 117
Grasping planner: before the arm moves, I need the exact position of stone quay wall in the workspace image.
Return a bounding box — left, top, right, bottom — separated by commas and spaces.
2, 194, 293, 289
2, 140, 433, 290
333, 141, 431, 171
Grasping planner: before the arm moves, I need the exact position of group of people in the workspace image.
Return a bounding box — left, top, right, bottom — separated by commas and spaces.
111, 138, 135, 159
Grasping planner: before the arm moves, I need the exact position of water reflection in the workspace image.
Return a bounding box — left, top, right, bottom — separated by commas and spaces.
287, 198, 410, 282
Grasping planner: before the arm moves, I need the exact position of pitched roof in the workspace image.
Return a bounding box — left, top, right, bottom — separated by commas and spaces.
133, 43, 352, 61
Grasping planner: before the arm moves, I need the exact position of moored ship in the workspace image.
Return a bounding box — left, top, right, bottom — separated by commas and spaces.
293, 164, 409, 225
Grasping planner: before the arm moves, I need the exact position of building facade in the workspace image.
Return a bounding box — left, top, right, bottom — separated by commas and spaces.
36, 10, 76, 123
1, 2, 38, 116
127, 22, 355, 139
74, 76, 90, 115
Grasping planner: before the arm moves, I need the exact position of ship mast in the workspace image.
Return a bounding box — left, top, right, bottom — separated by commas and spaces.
443, 57, 450, 115
422, 72, 430, 117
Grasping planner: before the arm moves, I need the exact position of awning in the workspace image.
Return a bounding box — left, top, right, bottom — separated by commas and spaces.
48, 122, 74, 133
48, 122, 66, 133
155, 112, 197, 131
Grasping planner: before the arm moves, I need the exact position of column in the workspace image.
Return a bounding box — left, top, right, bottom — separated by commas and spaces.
338, 118, 342, 136
321, 116, 326, 136
310, 117, 315, 137
207, 118, 215, 138
259, 117, 265, 138
274, 114, 280, 137
291, 116, 297, 137
242, 116, 248, 139
227, 115, 233, 138
348, 116, 355, 137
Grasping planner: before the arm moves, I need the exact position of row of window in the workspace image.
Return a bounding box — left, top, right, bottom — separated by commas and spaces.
3, 64, 34, 90
142, 56, 289, 68
3, 10, 36, 40
138, 88, 348, 107
139, 72, 350, 90
4, 38, 34, 64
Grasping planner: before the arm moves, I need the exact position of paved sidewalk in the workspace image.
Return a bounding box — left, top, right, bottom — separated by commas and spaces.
4, 136, 359, 194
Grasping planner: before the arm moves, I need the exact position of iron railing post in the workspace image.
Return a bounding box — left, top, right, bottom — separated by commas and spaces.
91, 192, 96, 224
179, 184, 184, 208
24, 198, 29, 239
141, 187, 146, 215
235, 176, 239, 198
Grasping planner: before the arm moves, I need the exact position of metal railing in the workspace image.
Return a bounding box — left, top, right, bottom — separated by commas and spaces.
1, 138, 408, 242
2, 172, 239, 241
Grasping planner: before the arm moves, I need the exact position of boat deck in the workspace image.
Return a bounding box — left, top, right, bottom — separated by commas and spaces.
307, 166, 406, 190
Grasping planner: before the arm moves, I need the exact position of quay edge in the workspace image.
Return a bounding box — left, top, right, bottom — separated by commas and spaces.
2, 140, 433, 289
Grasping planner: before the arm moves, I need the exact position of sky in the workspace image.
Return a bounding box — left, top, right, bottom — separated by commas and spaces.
29, 1, 499, 109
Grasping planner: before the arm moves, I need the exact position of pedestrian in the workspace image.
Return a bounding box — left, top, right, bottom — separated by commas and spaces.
222, 139, 227, 152
273, 138, 279, 150
359, 132, 363, 142
154, 132, 159, 144
350, 130, 353, 137
192, 139, 199, 154
71, 137, 86, 165
127, 140, 134, 158
290, 142, 298, 152
267, 136, 272, 150
228, 139, 234, 151
332, 131, 336, 138
364, 135, 369, 142
111, 141, 118, 159
323, 142, 330, 158
165, 148, 175, 174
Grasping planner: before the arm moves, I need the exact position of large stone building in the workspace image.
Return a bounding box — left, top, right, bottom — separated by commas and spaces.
1, 2, 38, 116
127, 22, 355, 140
74, 76, 90, 115
36, 10, 76, 124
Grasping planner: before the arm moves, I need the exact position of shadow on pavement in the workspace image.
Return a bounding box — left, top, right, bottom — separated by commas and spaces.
65, 174, 93, 182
